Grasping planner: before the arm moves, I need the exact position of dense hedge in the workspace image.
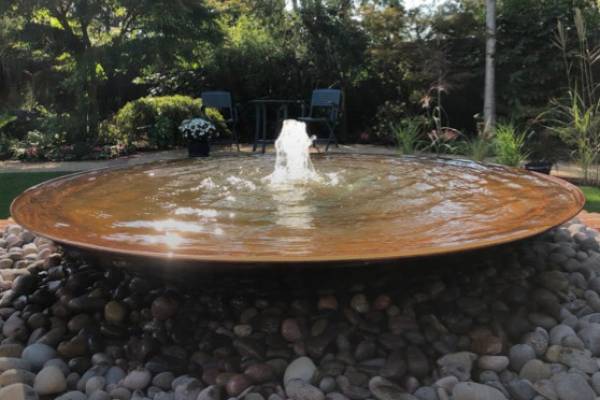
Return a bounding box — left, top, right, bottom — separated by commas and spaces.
112, 95, 202, 148
109, 95, 228, 149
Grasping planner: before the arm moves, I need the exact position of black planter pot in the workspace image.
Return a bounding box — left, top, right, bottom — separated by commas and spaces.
525, 161, 553, 175
188, 138, 210, 157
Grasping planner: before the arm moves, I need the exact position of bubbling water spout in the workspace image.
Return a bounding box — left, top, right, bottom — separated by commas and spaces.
266, 119, 322, 185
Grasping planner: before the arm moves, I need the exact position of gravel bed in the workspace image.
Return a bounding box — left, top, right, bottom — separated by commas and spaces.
0, 221, 599, 400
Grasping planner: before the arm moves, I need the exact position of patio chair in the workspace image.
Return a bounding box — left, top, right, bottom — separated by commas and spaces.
298, 89, 342, 152
201, 91, 240, 151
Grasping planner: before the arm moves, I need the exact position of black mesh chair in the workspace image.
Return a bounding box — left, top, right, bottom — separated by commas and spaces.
298, 89, 342, 152
201, 91, 240, 151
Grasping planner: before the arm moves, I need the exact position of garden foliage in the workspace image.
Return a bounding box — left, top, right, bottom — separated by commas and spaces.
494, 123, 529, 167
0, 0, 599, 161
113, 96, 202, 148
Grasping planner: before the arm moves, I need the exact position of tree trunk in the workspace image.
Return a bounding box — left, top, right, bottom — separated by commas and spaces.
483, 0, 496, 137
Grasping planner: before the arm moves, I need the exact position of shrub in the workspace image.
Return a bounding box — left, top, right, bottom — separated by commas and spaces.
425, 127, 462, 155
390, 117, 425, 155
149, 115, 175, 149
460, 136, 493, 162
373, 101, 408, 144
113, 95, 203, 148
110, 95, 230, 149
203, 107, 231, 141
545, 10, 600, 183
0, 114, 16, 131
494, 123, 529, 167
5, 108, 75, 161
13, 129, 69, 161
0, 133, 16, 160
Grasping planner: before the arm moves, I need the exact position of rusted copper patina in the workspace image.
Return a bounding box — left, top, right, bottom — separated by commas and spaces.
11, 155, 584, 270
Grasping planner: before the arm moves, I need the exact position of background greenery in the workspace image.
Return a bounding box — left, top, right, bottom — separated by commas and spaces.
0, 0, 600, 169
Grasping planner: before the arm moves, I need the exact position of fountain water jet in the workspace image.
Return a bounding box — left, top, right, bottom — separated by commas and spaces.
266, 119, 322, 186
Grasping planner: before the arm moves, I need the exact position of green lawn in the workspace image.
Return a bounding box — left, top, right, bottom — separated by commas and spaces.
581, 186, 600, 213
0, 172, 72, 219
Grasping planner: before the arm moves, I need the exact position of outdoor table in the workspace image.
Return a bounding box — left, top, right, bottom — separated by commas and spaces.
249, 99, 305, 153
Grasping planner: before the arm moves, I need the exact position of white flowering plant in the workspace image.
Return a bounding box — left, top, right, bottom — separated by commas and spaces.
178, 118, 218, 140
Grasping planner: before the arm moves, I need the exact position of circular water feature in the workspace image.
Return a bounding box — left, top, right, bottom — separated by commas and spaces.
11, 154, 584, 267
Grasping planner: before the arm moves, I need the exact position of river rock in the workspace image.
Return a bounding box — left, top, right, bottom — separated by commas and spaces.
0, 383, 38, 400
286, 379, 325, 400
104, 301, 127, 324
197, 385, 220, 400
245, 363, 274, 383
122, 368, 151, 390
577, 323, 600, 356
553, 346, 599, 373
319, 377, 336, 393
85, 376, 106, 395
174, 377, 203, 399
550, 325, 576, 345
519, 359, 551, 382
108, 387, 131, 400
0, 344, 24, 358
551, 372, 595, 400
478, 356, 509, 372
507, 379, 536, 400
380, 349, 406, 379
508, 344, 535, 372
87, 390, 110, 400
434, 375, 459, 392
522, 328, 549, 357
3, 314, 25, 338
452, 382, 507, 400
224, 374, 250, 397
538, 271, 568, 294
0, 357, 31, 372
437, 352, 477, 381
406, 346, 430, 378
4, 214, 600, 400
57, 336, 87, 359
471, 334, 503, 355
55, 391, 87, 400
151, 296, 178, 320
22, 344, 57, 371
105, 366, 125, 385
284, 357, 317, 385
152, 371, 174, 390
0, 369, 35, 386
34, 365, 67, 395
233, 324, 252, 337
318, 295, 338, 311
282, 318, 303, 342
336, 375, 371, 399
369, 376, 417, 400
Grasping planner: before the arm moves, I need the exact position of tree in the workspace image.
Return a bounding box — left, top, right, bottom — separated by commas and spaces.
296, 0, 368, 140
1, 0, 216, 143
483, 0, 496, 136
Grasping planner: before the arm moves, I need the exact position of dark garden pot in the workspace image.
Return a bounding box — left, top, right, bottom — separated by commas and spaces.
188, 138, 210, 157
525, 161, 553, 175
